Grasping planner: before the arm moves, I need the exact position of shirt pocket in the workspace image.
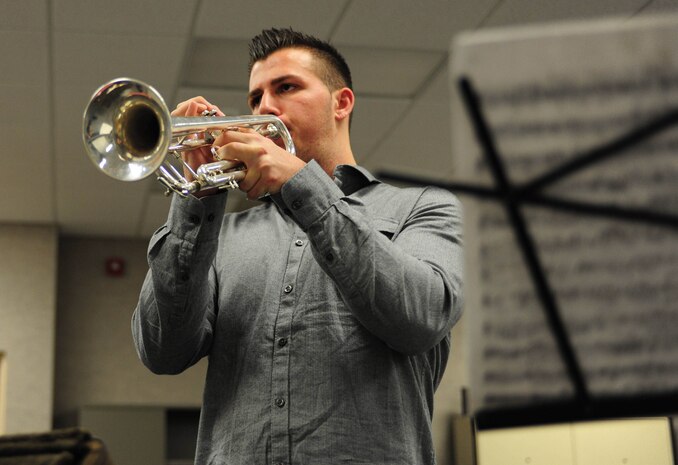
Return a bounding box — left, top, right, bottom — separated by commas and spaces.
372, 217, 399, 241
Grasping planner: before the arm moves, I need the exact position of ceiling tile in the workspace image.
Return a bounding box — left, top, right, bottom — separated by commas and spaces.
332, 0, 496, 51
420, 59, 452, 103
184, 40, 446, 99
635, 0, 678, 16
0, 31, 49, 86
195, 0, 350, 39
0, 0, 47, 31
483, 0, 648, 27
0, 84, 54, 223
362, 66, 456, 181
351, 95, 411, 162
342, 46, 445, 97
182, 39, 251, 90
53, 32, 188, 98
52, 0, 198, 34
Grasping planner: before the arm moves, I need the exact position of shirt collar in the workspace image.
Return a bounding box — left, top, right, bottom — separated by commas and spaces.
265, 163, 379, 206
332, 164, 380, 196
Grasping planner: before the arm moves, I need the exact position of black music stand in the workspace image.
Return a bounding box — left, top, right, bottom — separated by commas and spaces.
379, 76, 678, 430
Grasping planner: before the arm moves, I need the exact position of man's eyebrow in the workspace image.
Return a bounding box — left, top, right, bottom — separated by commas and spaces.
248, 75, 298, 103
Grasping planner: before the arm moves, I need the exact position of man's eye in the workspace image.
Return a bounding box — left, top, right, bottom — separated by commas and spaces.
279, 83, 296, 93
249, 97, 260, 108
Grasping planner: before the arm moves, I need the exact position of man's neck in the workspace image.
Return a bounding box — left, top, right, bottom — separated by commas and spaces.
318, 136, 356, 177
318, 150, 356, 178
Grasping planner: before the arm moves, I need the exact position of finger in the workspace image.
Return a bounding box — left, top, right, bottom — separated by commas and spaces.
212, 127, 261, 147
180, 140, 214, 172
175, 96, 212, 110
215, 141, 266, 166
216, 142, 266, 197
172, 100, 206, 117
238, 161, 276, 200
188, 100, 209, 117
240, 170, 265, 200
171, 97, 221, 116
246, 186, 268, 201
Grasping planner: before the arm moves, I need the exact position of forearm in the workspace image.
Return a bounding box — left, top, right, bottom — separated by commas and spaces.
132, 193, 227, 373
277, 162, 464, 355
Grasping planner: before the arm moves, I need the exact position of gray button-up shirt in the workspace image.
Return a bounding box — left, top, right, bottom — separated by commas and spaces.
132, 161, 463, 465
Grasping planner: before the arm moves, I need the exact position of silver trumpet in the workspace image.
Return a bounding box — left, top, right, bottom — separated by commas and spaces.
82, 77, 295, 196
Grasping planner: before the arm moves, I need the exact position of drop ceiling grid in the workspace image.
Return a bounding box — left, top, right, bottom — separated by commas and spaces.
361, 64, 457, 181
194, 0, 351, 40
0, 2, 53, 222
330, 0, 496, 51
2, 0, 676, 237
0, 84, 54, 222
50, 0, 198, 35
49, 0, 202, 236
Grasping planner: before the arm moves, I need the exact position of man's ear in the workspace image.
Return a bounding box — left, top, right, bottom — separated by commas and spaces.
334, 87, 354, 122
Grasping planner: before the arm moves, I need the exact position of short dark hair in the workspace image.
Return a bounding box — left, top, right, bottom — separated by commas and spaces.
248, 28, 352, 92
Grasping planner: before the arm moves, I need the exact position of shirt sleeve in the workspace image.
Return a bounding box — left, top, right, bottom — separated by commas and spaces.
277, 161, 464, 355
131, 192, 228, 374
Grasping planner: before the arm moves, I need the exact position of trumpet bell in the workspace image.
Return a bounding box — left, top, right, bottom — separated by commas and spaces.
83, 78, 171, 181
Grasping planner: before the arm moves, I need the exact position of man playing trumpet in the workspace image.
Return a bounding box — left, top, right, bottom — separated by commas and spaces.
132, 27, 463, 465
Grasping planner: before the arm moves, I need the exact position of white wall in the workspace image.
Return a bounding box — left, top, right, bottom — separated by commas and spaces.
0, 224, 57, 434
54, 237, 207, 422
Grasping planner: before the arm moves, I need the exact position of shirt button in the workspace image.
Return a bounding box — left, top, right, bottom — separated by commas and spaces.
325, 252, 334, 262
283, 284, 293, 294
275, 398, 286, 408
188, 214, 200, 225
278, 338, 288, 347
295, 239, 304, 247
291, 199, 303, 210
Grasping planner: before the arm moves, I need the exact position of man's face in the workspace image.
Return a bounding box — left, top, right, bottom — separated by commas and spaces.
248, 47, 337, 163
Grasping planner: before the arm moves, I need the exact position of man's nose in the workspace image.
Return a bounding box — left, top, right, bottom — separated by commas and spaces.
256, 92, 280, 116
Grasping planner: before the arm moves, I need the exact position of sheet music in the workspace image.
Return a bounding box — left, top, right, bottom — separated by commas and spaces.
451, 16, 678, 413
